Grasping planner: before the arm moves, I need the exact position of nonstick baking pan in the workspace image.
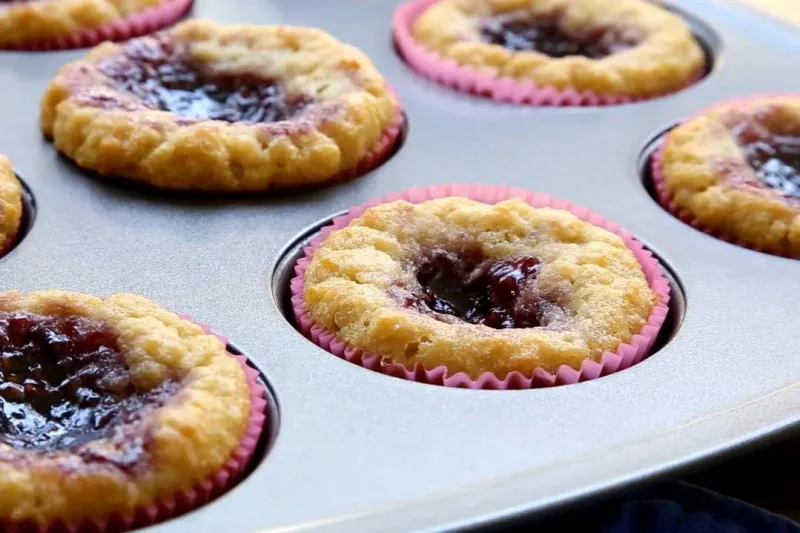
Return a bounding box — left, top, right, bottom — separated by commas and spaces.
1, 0, 799, 532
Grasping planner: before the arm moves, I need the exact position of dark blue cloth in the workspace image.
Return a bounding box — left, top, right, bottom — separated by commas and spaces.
599, 482, 800, 533
510, 482, 800, 533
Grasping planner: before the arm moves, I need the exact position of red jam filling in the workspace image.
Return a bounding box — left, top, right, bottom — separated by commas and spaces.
480, 12, 639, 58
0, 312, 178, 465
401, 247, 564, 329
97, 35, 313, 123
732, 124, 800, 199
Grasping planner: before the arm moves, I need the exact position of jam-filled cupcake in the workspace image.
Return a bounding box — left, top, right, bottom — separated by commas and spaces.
292, 186, 669, 388
394, 0, 705, 104
0, 290, 265, 530
654, 95, 800, 258
40, 19, 403, 192
0, 0, 192, 50
0, 156, 22, 258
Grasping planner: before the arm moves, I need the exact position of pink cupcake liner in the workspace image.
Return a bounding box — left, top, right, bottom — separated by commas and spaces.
392, 0, 704, 106
650, 93, 800, 259
2, 0, 193, 51
5, 316, 268, 533
290, 184, 671, 390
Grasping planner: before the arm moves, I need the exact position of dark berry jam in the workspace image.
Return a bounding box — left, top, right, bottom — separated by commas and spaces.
408, 247, 558, 329
0, 312, 178, 460
738, 134, 800, 199
480, 12, 638, 58
98, 35, 313, 123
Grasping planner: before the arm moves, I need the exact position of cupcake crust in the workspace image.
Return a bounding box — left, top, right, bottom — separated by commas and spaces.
303, 197, 656, 378
0, 290, 251, 525
0, 0, 165, 47
410, 0, 704, 98
659, 95, 800, 257
0, 156, 22, 255
40, 19, 401, 192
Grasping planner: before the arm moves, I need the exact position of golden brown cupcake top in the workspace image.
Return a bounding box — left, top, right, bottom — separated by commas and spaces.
0, 290, 250, 525
0, 0, 163, 47
40, 19, 400, 191
0, 156, 22, 254
303, 197, 656, 378
411, 0, 704, 97
660, 95, 800, 257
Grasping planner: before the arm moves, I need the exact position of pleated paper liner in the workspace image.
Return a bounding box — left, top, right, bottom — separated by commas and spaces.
392, 0, 704, 106
291, 184, 671, 390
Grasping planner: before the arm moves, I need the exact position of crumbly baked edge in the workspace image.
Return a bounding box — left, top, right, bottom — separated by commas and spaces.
303, 197, 656, 378
39, 19, 400, 192
0, 0, 162, 46
410, 0, 705, 97
0, 156, 22, 253
0, 290, 251, 524
661, 97, 800, 257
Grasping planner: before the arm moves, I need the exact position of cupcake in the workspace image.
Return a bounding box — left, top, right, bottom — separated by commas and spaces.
0, 0, 193, 50
292, 185, 670, 388
0, 290, 266, 531
394, 0, 705, 105
0, 156, 22, 258
40, 19, 403, 192
653, 94, 800, 258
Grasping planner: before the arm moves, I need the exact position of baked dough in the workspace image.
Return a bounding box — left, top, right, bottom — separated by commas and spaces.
0, 290, 251, 526
303, 197, 656, 378
0, 0, 165, 47
41, 20, 400, 191
411, 0, 704, 98
659, 95, 800, 257
0, 156, 22, 255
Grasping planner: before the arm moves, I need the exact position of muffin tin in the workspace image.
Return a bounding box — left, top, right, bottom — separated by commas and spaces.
0, 0, 799, 532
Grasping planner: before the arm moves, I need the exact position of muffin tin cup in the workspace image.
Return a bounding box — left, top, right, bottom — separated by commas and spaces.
8, 316, 268, 533
290, 183, 671, 389
3, 0, 800, 528
2, 0, 194, 51
392, 0, 703, 106
650, 93, 800, 259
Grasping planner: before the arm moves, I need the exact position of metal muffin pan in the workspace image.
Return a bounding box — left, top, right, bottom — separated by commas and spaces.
1, 0, 799, 531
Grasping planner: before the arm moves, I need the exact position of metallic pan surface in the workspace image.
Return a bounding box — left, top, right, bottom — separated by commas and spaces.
0, 0, 799, 531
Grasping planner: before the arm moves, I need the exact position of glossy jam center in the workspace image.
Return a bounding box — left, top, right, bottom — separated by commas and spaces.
739, 135, 800, 199
480, 13, 637, 58
411, 248, 553, 329
98, 36, 313, 123
0, 312, 176, 456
